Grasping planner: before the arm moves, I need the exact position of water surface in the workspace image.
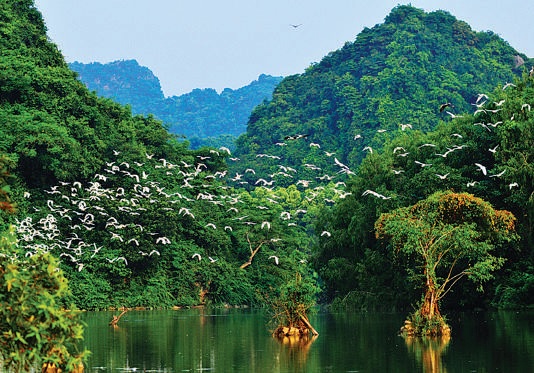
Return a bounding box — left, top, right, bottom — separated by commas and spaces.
80, 308, 534, 372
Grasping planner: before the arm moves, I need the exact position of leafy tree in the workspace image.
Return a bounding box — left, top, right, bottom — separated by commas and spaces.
375, 191, 518, 336
268, 271, 320, 339
0, 229, 87, 371
0, 156, 87, 371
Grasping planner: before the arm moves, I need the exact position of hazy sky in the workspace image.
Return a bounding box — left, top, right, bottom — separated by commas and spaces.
34, 0, 534, 97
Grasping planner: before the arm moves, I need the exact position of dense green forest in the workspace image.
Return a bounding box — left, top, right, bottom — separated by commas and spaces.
70, 60, 282, 146
230, 5, 533, 309
0, 0, 532, 329
0, 0, 318, 312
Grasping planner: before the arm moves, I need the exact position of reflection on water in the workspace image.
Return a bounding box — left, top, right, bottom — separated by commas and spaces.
80, 309, 534, 372
404, 335, 450, 373
274, 333, 318, 372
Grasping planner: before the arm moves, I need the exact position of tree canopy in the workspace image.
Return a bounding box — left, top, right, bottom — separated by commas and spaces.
376, 191, 517, 335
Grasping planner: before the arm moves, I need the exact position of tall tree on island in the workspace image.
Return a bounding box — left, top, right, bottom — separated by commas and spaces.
375, 191, 518, 336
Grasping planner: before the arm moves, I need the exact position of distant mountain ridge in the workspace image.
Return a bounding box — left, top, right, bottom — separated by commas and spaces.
69, 60, 283, 139
69, 60, 165, 108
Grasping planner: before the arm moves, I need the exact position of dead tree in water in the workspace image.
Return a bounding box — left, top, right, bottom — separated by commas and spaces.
109, 309, 128, 327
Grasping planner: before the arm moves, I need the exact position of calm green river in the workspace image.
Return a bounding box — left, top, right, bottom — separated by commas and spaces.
80, 308, 534, 372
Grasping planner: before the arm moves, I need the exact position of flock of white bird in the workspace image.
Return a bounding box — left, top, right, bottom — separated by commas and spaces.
13, 81, 526, 273
13, 138, 355, 271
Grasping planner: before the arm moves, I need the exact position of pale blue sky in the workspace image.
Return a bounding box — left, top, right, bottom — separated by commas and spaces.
35, 0, 534, 96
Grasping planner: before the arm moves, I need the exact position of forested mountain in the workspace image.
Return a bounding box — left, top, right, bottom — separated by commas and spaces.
0, 0, 532, 321
70, 60, 282, 140
232, 5, 531, 180
69, 60, 165, 111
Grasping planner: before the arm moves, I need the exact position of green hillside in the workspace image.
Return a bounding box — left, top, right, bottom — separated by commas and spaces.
232, 5, 531, 181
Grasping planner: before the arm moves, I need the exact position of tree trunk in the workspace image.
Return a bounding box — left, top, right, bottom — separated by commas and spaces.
401, 276, 450, 337
421, 270, 441, 319
299, 313, 319, 336
421, 286, 440, 320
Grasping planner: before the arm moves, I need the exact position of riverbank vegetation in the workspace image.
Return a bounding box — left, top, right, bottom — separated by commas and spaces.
0, 158, 87, 371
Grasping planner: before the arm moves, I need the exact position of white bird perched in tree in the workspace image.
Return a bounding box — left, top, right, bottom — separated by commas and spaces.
509, 182, 519, 189
474, 163, 487, 175
261, 221, 271, 230
280, 211, 291, 220
363, 146, 373, 153
393, 147, 406, 154
192, 253, 202, 261
205, 223, 217, 230
399, 123, 412, 131
156, 237, 171, 244
269, 255, 279, 265
321, 230, 331, 237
